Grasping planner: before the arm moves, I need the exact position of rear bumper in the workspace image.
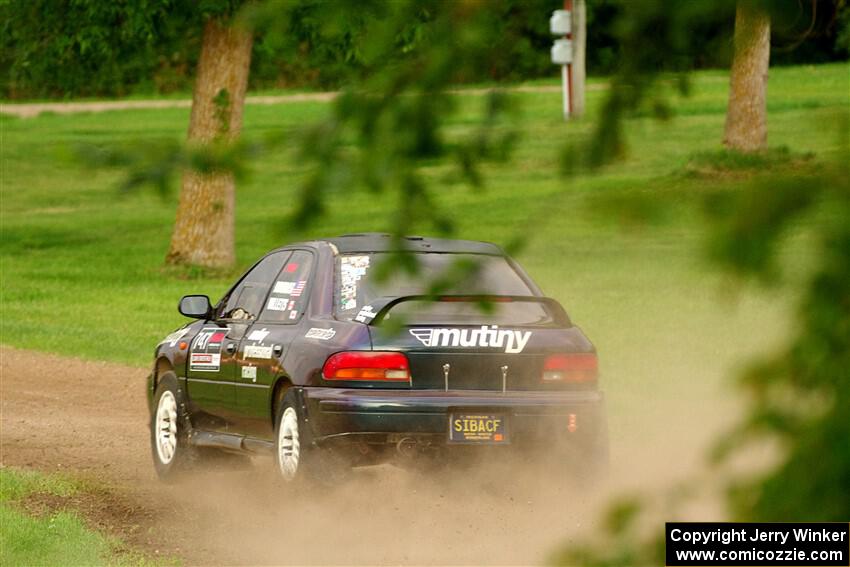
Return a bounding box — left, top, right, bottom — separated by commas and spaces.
301, 387, 606, 444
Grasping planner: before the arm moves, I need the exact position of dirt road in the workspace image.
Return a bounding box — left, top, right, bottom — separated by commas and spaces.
1, 344, 726, 565
1, 86, 574, 119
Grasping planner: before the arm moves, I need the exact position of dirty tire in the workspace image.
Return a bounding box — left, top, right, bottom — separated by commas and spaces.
274, 389, 348, 485
150, 372, 192, 481
274, 389, 311, 482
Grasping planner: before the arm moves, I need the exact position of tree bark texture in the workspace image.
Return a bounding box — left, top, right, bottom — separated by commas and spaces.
167, 18, 252, 268
723, 1, 770, 152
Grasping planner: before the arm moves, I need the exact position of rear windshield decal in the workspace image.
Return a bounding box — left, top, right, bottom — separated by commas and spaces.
409, 326, 532, 354
340, 255, 370, 311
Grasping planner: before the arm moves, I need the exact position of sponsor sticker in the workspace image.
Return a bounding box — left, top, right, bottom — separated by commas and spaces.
273, 281, 295, 295
289, 310, 298, 320
160, 327, 189, 347
305, 328, 336, 340
247, 328, 270, 342
189, 327, 226, 371
354, 305, 377, 323
284, 263, 299, 273
266, 297, 288, 311
244, 345, 273, 359
241, 366, 257, 380
409, 326, 532, 354
190, 352, 221, 372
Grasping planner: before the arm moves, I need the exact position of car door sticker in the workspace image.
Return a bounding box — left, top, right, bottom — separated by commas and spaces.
409, 327, 533, 354
241, 366, 257, 381
190, 327, 227, 371
305, 328, 336, 340
160, 327, 189, 347
267, 297, 288, 311
244, 345, 273, 359
247, 328, 270, 342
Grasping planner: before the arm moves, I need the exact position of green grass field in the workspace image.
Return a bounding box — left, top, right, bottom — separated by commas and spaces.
1, 63, 848, 473
0, 468, 165, 566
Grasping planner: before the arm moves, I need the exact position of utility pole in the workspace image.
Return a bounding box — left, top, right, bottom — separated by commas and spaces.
550, 4, 574, 121
550, 1, 586, 121
572, 0, 586, 117
564, 0, 573, 118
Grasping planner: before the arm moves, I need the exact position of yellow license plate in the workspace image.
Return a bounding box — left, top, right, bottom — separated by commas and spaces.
448, 413, 508, 444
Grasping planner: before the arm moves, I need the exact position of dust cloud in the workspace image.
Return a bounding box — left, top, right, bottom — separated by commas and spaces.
150, 388, 741, 567
156, 456, 608, 565
2, 286, 776, 567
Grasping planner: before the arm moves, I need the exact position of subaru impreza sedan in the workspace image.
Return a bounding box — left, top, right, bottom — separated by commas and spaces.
148, 233, 607, 481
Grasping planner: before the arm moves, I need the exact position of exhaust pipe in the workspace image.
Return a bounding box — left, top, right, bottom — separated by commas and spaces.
395, 437, 419, 458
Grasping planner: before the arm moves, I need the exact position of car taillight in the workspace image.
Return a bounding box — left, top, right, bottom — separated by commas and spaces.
322, 351, 411, 382
542, 353, 598, 383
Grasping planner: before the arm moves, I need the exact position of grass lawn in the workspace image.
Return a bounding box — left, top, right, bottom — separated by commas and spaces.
2, 62, 848, 480
0, 467, 163, 566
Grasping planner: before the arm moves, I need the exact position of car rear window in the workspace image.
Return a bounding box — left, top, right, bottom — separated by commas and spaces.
335, 253, 549, 324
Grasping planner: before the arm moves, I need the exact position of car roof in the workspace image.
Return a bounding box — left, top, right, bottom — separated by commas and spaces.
297, 233, 506, 255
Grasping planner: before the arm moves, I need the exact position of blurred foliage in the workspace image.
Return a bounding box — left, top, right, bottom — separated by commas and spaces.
710, 158, 850, 522
1, 0, 181, 98
266, 2, 522, 239
548, 3, 850, 563
0, 0, 241, 99
2, 0, 847, 99
552, 147, 850, 563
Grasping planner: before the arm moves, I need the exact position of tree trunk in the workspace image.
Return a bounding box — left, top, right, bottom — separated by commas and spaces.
166, 18, 252, 269
723, 1, 770, 152
571, 0, 587, 117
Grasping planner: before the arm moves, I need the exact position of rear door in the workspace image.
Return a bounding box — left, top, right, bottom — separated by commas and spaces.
186, 251, 289, 422
234, 250, 316, 437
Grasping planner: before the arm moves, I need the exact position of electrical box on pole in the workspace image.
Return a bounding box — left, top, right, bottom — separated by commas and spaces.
551, 39, 573, 65
550, 9, 571, 35
550, 7, 574, 121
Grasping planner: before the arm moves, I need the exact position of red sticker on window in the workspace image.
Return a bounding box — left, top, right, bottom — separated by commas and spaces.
284, 263, 299, 272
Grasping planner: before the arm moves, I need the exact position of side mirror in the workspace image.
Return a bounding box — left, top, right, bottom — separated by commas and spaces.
178, 295, 212, 320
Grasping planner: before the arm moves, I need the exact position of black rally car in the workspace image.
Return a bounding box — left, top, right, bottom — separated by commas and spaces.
148, 234, 607, 481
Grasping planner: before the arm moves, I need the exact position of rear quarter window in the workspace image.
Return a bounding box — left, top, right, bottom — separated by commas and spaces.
259, 250, 315, 323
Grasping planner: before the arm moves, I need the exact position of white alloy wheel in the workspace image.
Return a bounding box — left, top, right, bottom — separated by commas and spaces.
155, 390, 179, 465
277, 407, 301, 480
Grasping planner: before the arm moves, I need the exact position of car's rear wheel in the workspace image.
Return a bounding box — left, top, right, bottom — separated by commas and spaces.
151, 372, 191, 480
274, 389, 309, 482
274, 389, 349, 484
277, 407, 301, 480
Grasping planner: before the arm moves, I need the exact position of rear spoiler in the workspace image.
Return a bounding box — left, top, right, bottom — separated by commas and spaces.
354, 295, 571, 326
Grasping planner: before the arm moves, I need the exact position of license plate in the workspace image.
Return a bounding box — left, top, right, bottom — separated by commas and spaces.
448, 413, 508, 444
